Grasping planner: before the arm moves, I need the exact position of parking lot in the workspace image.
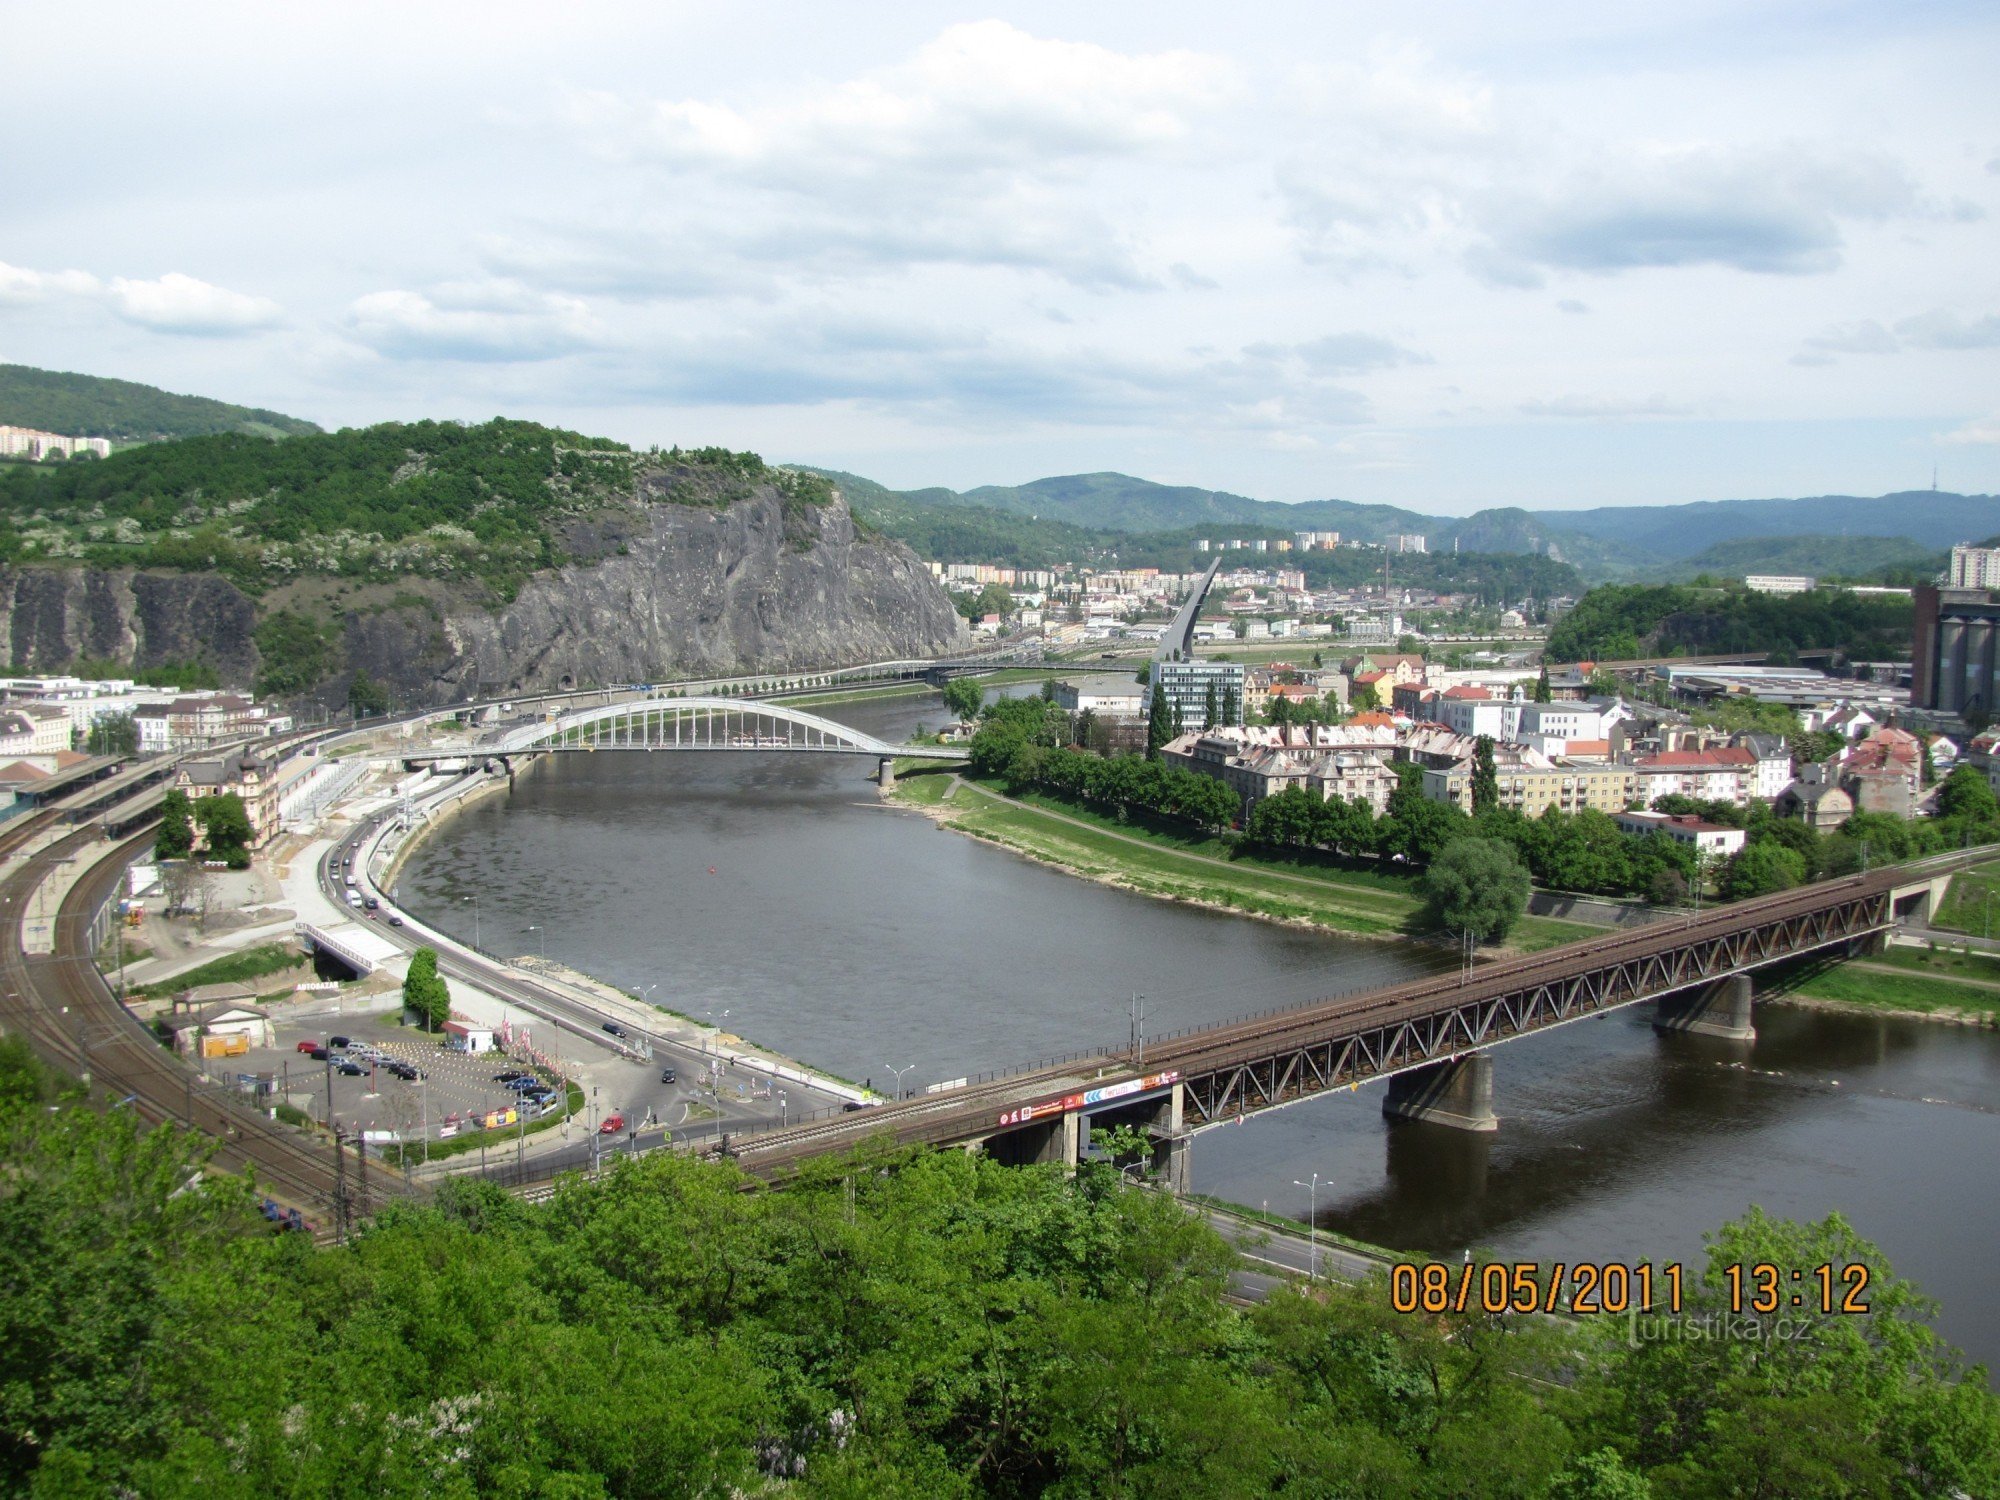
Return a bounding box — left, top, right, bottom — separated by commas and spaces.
220, 1008, 719, 1153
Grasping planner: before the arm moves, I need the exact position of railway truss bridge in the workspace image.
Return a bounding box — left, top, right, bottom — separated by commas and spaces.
716, 852, 1985, 1187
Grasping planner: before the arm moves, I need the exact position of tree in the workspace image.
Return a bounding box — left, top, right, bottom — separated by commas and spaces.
1935, 763, 1999, 823
1471, 735, 1500, 815
347, 670, 390, 717
402, 946, 451, 1030
1146, 681, 1173, 759
1350, 681, 1379, 714
1720, 841, 1806, 900
253, 609, 337, 698
1533, 664, 1552, 703
940, 676, 986, 722
1645, 866, 1688, 906
1203, 681, 1220, 730
155, 789, 194, 860
193, 794, 253, 865
86, 711, 138, 756
1220, 683, 1240, 726
1419, 837, 1531, 942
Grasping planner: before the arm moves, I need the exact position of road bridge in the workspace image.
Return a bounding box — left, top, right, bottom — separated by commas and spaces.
715, 851, 1987, 1182
411, 697, 963, 789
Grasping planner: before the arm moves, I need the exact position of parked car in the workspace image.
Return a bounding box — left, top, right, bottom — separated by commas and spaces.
296, 1039, 321, 1054
659, 1066, 678, 1084
329, 1035, 351, 1050
494, 1070, 530, 1083
335, 1061, 364, 1077
599, 1114, 625, 1135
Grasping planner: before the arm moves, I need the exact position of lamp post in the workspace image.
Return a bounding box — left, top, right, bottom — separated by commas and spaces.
886, 1061, 915, 1101
636, 981, 659, 1011
463, 894, 479, 951
1128, 992, 1146, 1067
1293, 1173, 1325, 1281
702, 1007, 730, 1057
527, 924, 546, 963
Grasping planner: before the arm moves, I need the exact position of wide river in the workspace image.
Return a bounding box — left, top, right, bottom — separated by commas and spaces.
400, 689, 2000, 1373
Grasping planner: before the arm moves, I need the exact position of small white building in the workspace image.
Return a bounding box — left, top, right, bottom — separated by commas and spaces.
1614, 811, 1747, 859
442, 1019, 496, 1053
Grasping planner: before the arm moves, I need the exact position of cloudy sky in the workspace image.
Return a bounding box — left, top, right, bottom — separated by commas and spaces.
3, 1, 1996, 512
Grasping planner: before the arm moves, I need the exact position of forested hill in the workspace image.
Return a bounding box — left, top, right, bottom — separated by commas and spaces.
0, 363, 321, 441
0, 419, 836, 598
1545, 582, 1914, 663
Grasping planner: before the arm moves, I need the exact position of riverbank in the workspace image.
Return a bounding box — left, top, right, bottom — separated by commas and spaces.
1779, 943, 2000, 1027
889, 768, 1598, 953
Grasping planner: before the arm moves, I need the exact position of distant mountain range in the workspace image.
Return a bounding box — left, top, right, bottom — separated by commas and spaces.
0, 364, 321, 442
828, 468, 2000, 582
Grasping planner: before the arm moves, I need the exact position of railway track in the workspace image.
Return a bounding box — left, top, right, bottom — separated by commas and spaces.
0, 823, 414, 1220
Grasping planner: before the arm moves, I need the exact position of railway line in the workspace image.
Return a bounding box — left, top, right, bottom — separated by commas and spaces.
0, 822, 413, 1220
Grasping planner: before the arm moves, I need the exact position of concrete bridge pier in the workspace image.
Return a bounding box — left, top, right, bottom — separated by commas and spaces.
877, 756, 895, 791
1383, 1053, 1498, 1132
1140, 1083, 1191, 1193
1654, 973, 1756, 1041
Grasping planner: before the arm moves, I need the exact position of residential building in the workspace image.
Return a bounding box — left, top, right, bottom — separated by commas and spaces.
1775, 763, 1854, 829
1153, 661, 1246, 732
1165, 728, 1400, 815
1744, 575, 1815, 595
1632, 747, 1755, 807
1423, 753, 1637, 817
0, 425, 113, 460
1614, 810, 1748, 859
172, 746, 281, 850
1949, 545, 2000, 590
135, 694, 290, 752
1387, 534, 1428, 553
1837, 726, 1923, 816
1731, 733, 1795, 800
1341, 652, 1426, 687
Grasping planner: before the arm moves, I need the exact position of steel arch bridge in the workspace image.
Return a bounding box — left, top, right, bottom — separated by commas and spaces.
483, 698, 964, 761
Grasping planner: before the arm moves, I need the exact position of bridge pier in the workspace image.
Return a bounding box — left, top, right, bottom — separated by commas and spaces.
1383, 1053, 1498, 1133
877, 756, 896, 791
1654, 973, 1755, 1041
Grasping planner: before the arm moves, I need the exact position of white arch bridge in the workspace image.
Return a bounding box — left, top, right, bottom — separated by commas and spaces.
415, 697, 963, 785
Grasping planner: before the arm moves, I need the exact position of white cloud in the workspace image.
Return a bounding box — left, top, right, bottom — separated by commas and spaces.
0, 260, 280, 337
345, 281, 598, 363
1941, 414, 2000, 445
108, 272, 282, 335
1804, 319, 1901, 355
554, 22, 1235, 289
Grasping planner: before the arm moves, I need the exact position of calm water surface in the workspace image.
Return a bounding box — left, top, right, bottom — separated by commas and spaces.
401, 690, 2000, 1373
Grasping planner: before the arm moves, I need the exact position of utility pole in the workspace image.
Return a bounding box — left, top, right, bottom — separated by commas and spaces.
1129, 993, 1147, 1067
333, 1125, 351, 1243
1293, 1173, 1325, 1281
355, 1127, 369, 1218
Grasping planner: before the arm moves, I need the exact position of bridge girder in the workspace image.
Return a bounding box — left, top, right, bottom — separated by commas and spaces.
1177, 889, 1888, 1128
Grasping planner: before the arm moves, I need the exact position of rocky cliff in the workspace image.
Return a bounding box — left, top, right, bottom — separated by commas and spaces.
0, 486, 969, 702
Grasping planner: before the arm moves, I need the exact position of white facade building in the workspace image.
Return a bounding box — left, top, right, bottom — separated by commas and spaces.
1950, 545, 2000, 590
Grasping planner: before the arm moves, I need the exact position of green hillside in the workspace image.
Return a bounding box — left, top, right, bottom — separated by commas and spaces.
0, 363, 321, 442
1545, 583, 1913, 663
1531, 490, 2000, 561
1643, 533, 1945, 582
958, 470, 1436, 539
0, 420, 827, 598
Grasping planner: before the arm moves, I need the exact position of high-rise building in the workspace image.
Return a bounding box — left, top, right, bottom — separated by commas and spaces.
1387, 534, 1428, 554
1154, 661, 1246, 732
1950, 545, 2000, 590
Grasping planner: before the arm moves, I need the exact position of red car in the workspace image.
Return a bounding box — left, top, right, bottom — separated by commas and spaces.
296, 1040, 320, 1053
598, 1114, 625, 1135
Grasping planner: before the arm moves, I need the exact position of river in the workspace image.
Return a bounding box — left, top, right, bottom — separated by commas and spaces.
398, 688, 2000, 1373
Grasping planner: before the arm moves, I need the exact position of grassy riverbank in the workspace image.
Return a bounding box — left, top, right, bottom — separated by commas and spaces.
890, 768, 1598, 952
1786, 943, 2000, 1023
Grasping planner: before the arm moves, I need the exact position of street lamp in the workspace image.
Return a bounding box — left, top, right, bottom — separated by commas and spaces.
463, 894, 479, 951
636, 981, 659, 1011
526, 924, 546, 963
702, 1007, 731, 1057
1293, 1173, 1326, 1281
886, 1061, 916, 1101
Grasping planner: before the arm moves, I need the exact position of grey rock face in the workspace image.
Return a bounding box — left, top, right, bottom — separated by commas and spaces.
0, 489, 968, 703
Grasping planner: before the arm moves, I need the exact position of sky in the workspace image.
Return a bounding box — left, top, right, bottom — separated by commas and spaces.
2, 1, 1997, 514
